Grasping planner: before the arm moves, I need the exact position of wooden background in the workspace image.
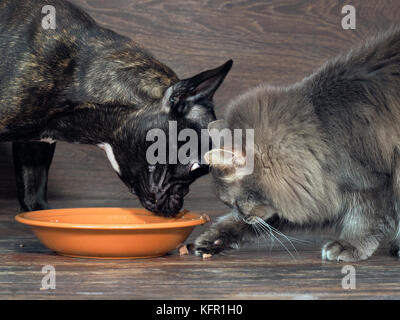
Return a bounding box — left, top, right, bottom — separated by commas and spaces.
1, 0, 399, 207
1, 0, 400, 299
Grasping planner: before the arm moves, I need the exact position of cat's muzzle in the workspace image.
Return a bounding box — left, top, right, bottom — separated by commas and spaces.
140, 183, 190, 217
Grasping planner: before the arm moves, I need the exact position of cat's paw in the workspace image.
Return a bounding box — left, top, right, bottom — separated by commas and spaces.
194, 229, 239, 256
322, 240, 370, 262
21, 200, 51, 213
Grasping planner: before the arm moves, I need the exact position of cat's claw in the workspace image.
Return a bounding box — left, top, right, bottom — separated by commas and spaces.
322, 240, 369, 262
194, 238, 226, 256
194, 230, 239, 256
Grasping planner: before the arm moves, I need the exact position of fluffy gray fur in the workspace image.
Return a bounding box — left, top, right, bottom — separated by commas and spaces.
195, 28, 400, 261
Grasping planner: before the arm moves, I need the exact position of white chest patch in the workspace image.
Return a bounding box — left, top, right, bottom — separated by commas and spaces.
40, 137, 56, 144
98, 143, 121, 174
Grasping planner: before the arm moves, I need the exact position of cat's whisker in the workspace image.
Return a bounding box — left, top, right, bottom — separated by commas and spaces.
265, 222, 310, 244
243, 215, 296, 256
270, 228, 311, 246
249, 219, 271, 242
254, 217, 298, 259
256, 223, 271, 241
254, 218, 296, 260
260, 220, 302, 252
284, 237, 311, 245
250, 224, 263, 249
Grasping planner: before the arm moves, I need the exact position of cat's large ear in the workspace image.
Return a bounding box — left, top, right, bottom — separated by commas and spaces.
207, 119, 228, 147
162, 60, 233, 115
204, 148, 246, 168
208, 119, 226, 133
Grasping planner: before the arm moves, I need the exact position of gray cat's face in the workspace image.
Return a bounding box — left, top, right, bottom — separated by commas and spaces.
207, 150, 278, 222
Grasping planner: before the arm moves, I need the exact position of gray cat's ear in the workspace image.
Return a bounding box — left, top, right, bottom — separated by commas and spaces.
204, 149, 245, 167
208, 120, 228, 148
207, 119, 226, 134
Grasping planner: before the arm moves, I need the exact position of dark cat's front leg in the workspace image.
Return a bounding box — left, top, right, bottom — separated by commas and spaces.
194, 212, 254, 256
12, 141, 56, 212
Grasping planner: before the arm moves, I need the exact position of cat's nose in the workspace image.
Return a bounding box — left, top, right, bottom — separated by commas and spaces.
146, 186, 164, 201
146, 192, 157, 200
141, 187, 186, 217
142, 198, 157, 212
141, 197, 182, 217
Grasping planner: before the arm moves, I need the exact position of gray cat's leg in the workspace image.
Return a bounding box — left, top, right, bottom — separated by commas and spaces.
322, 237, 382, 262
194, 212, 255, 256
322, 192, 384, 262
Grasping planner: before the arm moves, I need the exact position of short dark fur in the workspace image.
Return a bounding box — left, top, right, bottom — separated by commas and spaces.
0, 0, 232, 216
195, 28, 400, 261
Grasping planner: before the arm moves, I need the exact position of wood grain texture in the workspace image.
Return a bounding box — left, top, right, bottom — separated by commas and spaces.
1, 0, 400, 299
1, 202, 400, 300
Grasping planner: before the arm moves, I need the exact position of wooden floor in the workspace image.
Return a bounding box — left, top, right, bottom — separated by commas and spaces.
1, 196, 400, 300
2, 194, 400, 300
2, 0, 400, 299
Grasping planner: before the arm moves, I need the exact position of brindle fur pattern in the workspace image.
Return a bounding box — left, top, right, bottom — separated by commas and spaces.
0, 0, 177, 141
195, 28, 400, 261
0, 0, 232, 216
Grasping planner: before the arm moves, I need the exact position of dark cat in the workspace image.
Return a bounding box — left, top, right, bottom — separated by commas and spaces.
195, 28, 400, 261
0, 0, 231, 216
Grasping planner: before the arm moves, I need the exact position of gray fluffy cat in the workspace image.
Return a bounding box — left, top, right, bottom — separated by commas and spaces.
194, 28, 400, 261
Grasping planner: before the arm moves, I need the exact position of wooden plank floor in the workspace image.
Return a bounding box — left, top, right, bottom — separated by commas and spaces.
2, 195, 400, 300
2, 0, 400, 299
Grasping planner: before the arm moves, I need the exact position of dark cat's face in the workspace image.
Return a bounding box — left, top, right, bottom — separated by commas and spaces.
114, 111, 212, 216
110, 60, 232, 216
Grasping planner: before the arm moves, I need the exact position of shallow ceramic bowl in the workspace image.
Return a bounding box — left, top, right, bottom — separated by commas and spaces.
15, 208, 207, 259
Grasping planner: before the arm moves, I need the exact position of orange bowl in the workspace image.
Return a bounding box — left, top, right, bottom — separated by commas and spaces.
15, 208, 207, 259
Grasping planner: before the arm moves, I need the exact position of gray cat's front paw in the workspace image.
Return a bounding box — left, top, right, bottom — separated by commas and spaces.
194, 228, 239, 256
322, 240, 369, 262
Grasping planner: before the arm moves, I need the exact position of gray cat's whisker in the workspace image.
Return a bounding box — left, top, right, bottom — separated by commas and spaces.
250, 219, 272, 242
260, 225, 295, 259
255, 219, 296, 259
260, 219, 304, 250
256, 223, 271, 241
255, 217, 300, 258
251, 224, 263, 249
256, 218, 293, 243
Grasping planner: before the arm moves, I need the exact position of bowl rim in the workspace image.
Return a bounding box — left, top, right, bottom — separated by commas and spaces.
15, 207, 208, 230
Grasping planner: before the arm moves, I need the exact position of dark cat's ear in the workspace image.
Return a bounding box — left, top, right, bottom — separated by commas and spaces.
162, 60, 233, 114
